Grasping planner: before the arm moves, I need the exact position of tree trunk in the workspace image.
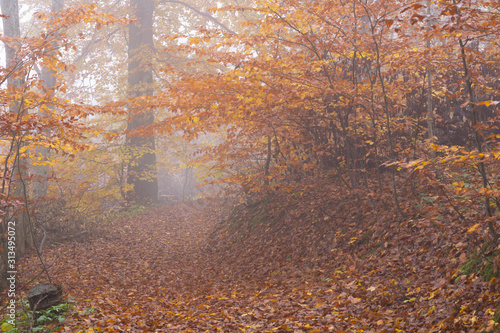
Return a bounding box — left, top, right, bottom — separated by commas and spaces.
425, 0, 435, 151
0, 0, 27, 292
126, 0, 158, 205
452, 0, 498, 241
33, 0, 65, 201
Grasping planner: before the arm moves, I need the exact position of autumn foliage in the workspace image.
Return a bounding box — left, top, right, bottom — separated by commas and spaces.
2, 0, 500, 331
151, 0, 500, 236
0, 5, 124, 229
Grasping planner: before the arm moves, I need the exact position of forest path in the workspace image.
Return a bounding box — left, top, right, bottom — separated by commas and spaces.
19, 200, 239, 332
16, 200, 494, 332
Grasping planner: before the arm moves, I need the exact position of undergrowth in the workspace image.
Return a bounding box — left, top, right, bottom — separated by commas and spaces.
0, 298, 73, 333
459, 243, 500, 282
104, 204, 147, 223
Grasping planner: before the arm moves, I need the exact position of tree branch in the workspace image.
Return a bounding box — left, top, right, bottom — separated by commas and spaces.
160, 0, 236, 35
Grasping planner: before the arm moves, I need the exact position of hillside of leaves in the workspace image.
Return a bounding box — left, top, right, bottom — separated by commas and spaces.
1, 197, 498, 332
152, 0, 500, 245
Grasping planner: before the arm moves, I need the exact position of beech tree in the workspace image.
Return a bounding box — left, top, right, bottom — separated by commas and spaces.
32, 0, 65, 201
1, 0, 500, 330
126, 0, 158, 204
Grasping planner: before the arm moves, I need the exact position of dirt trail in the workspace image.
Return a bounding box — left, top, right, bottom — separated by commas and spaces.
14, 200, 497, 332
18, 201, 232, 332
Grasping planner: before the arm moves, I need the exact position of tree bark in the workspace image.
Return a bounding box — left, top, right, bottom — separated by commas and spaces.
33, 0, 65, 201
0, 0, 27, 292
126, 0, 158, 205
425, 0, 435, 153
452, 0, 498, 241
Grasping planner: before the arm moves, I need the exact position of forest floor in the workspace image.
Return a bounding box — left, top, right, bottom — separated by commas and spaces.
5, 199, 500, 332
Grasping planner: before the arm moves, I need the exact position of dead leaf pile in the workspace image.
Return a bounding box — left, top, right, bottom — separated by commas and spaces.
4, 199, 499, 332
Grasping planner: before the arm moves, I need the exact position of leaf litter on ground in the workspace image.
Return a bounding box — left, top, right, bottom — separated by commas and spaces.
4, 199, 499, 332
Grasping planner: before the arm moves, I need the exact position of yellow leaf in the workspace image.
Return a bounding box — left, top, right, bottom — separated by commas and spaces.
192, 116, 199, 123
467, 223, 481, 234
486, 308, 495, 316
189, 37, 203, 45
1, 323, 13, 331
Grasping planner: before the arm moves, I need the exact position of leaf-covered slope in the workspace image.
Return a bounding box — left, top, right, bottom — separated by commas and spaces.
6, 199, 500, 332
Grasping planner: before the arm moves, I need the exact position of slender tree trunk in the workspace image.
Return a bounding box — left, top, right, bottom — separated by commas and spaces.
458, 38, 497, 239
363, 5, 405, 218
182, 167, 192, 201
264, 136, 272, 186
452, 0, 498, 241
0, 0, 27, 292
33, 0, 65, 201
425, 0, 435, 153
126, 0, 158, 205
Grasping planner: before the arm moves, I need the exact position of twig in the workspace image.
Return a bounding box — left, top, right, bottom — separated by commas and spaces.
438, 185, 493, 264
39, 225, 47, 254
16, 140, 52, 284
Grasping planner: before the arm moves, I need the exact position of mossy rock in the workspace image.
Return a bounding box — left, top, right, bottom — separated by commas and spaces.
28, 284, 63, 311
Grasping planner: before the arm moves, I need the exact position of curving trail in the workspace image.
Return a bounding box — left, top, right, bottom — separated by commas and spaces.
19, 200, 329, 332
16, 200, 497, 332
19, 201, 231, 332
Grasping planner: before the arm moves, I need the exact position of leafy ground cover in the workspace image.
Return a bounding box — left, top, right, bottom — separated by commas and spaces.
2, 199, 499, 332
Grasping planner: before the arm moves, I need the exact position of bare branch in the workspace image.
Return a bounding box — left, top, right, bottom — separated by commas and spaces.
160, 0, 237, 35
